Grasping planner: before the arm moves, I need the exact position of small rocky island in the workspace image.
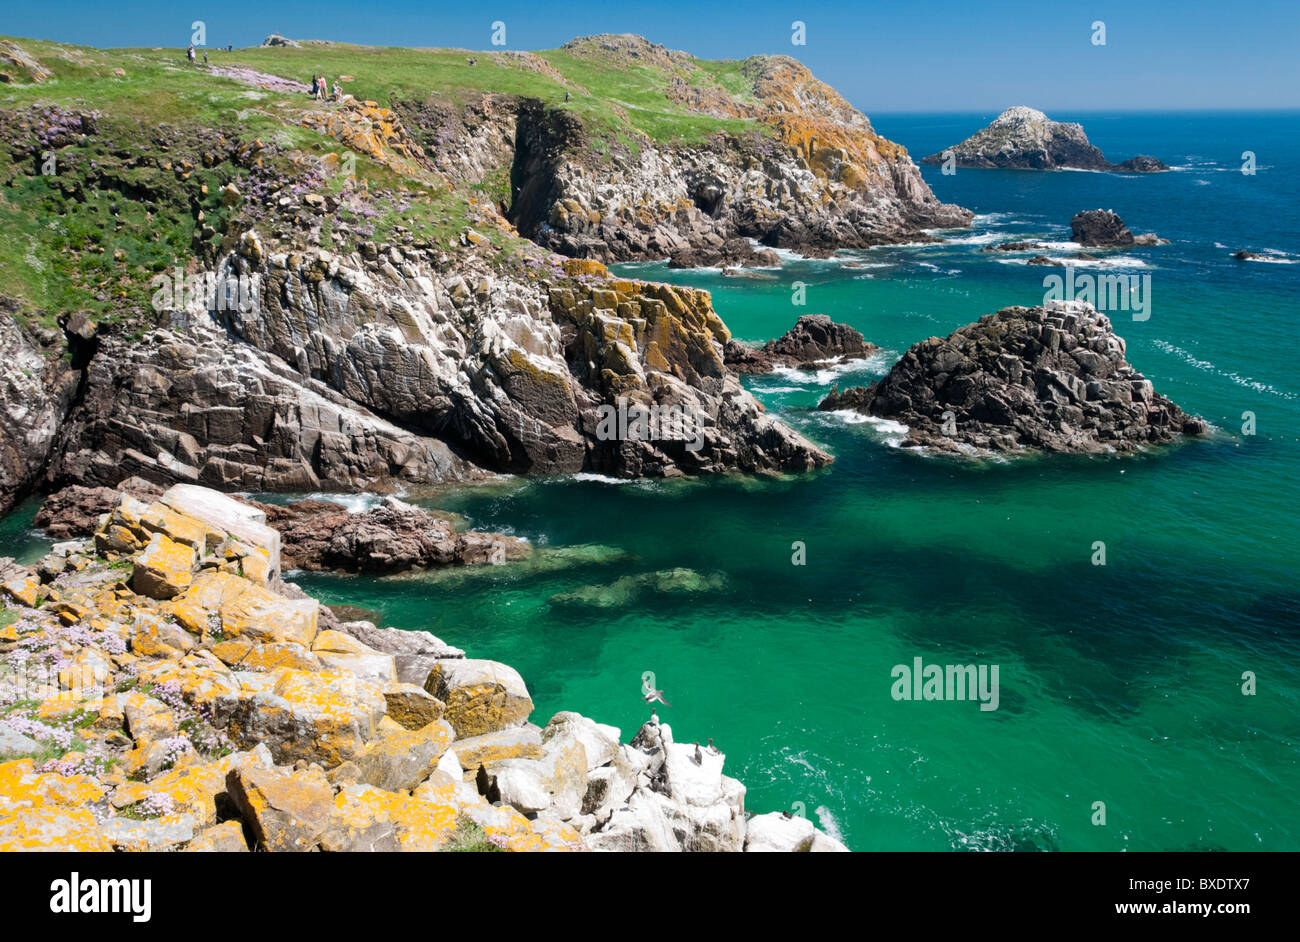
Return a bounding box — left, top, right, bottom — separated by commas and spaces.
819, 302, 1207, 455
922, 106, 1169, 173
1070, 209, 1165, 246
724, 314, 877, 374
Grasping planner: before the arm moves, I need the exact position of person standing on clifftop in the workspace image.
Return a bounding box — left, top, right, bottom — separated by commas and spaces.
186, 45, 195, 65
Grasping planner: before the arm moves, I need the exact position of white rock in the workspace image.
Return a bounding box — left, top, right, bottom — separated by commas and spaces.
744, 812, 817, 852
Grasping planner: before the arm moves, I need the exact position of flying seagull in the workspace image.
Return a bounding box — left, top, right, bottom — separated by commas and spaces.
642, 680, 671, 707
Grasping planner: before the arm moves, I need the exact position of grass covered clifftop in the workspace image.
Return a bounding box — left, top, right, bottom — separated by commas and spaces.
0, 32, 960, 328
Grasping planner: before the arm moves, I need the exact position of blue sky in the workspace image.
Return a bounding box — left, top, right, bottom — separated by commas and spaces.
7, 0, 1298, 111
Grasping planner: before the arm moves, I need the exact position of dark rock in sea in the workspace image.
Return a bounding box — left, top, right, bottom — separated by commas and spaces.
1112, 155, 1169, 173
254, 495, 530, 573
723, 313, 877, 374
921, 106, 1168, 173
1026, 255, 1064, 267
984, 241, 1048, 252
1070, 209, 1135, 246
817, 302, 1208, 455
1233, 250, 1261, 261
667, 238, 780, 270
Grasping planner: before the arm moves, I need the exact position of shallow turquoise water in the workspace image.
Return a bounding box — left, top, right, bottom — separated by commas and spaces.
5, 113, 1297, 850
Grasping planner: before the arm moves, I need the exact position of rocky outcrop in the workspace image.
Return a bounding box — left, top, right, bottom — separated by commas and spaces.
33, 477, 162, 538
819, 302, 1207, 455
262, 496, 530, 573
42, 236, 828, 494
724, 314, 877, 374
0, 483, 845, 852
35, 482, 529, 575
667, 240, 780, 270
0, 40, 51, 84
922, 107, 1168, 173
512, 36, 970, 261
1068, 209, 1167, 247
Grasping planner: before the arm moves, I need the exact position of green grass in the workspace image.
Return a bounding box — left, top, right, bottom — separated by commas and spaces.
0, 32, 779, 328
0, 35, 766, 149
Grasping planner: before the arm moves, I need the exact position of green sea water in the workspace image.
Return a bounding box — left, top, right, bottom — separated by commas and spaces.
3, 113, 1296, 850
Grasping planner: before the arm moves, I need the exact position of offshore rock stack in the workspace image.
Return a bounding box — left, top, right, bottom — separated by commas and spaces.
820, 303, 1207, 455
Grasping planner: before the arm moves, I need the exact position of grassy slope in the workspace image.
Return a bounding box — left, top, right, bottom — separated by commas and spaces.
0, 35, 768, 327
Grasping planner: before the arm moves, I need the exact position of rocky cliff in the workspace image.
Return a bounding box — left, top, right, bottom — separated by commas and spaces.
922, 106, 1168, 172
511, 36, 971, 260
0, 483, 847, 852
0, 32, 976, 507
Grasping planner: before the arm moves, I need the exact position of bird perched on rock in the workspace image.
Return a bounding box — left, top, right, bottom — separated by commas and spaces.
642, 679, 671, 707
649, 708, 659, 725
693, 742, 703, 765
707, 737, 718, 754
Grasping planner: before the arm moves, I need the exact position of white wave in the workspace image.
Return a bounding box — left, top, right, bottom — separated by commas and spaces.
302, 492, 387, 513
814, 806, 848, 845
771, 352, 890, 386
822, 408, 870, 425
750, 385, 805, 393
1153, 339, 1298, 400
860, 415, 911, 446
933, 230, 1005, 246
571, 473, 635, 485
996, 255, 1151, 269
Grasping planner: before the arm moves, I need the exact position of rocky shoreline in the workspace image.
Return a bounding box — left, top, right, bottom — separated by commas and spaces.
0, 483, 847, 851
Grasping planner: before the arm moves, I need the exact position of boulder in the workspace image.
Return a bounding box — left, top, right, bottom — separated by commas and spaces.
541, 711, 621, 771
225, 764, 334, 852
447, 726, 543, 769
211, 669, 387, 765
185, 820, 250, 852
132, 532, 196, 599
354, 720, 455, 792
424, 659, 533, 737
380, 682, 445, 730
311, 630, 397, 682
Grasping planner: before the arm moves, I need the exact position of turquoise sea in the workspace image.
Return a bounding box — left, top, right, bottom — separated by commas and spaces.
4, 111, 1297, 850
